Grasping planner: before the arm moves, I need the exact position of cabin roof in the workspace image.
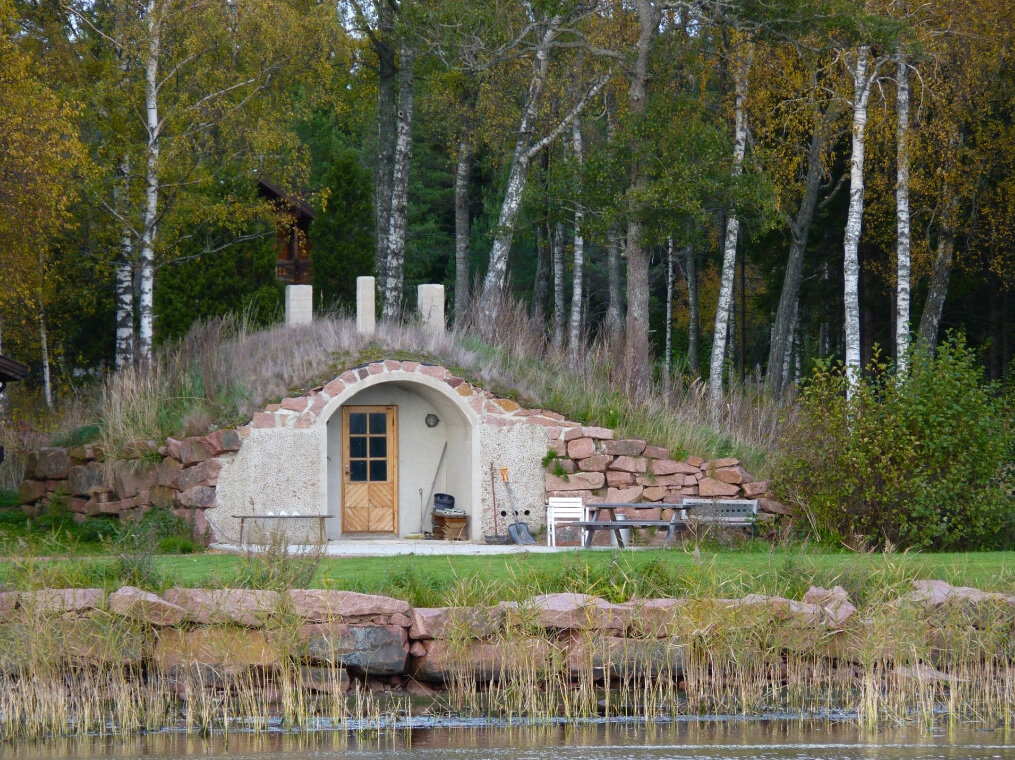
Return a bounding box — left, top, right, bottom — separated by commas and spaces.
0, 354, 29, 383
256, 178, 316, 227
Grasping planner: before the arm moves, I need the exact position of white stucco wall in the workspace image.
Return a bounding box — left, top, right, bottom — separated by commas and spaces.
211, 361, 572, 545
209, 427, 323, 545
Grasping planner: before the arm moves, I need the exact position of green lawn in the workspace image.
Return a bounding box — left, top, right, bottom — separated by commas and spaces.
3, 547, 1013, 608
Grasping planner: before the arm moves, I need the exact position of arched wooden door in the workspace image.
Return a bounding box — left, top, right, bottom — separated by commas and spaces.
341, 405, 398, 533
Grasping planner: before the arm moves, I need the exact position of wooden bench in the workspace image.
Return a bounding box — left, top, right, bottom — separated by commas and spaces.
577, 503, 688, 548
231, 513, 333, 546
680, 498, 759, 535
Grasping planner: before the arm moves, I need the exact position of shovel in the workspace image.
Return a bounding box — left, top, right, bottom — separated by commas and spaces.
499, 467, 535, 545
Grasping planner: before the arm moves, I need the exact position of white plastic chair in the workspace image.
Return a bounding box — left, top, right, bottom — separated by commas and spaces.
546, 496, 587, 546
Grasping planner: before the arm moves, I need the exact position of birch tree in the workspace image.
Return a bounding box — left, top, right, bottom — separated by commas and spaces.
894, 47, 912, 374
568, 116, 586, 360
841, 44, 884, 393
708, 40, 752, 401
477, 10, 611, 319
382, 44, 416, 318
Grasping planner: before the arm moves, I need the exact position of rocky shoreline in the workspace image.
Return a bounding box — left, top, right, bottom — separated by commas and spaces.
3, 579, 1012, 699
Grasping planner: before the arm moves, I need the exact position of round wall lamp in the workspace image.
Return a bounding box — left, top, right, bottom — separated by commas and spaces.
425, 413, 440, 428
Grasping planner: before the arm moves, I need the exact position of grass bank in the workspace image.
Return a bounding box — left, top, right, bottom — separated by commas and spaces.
1, 301, 789, 490
3, 547, 1013, 603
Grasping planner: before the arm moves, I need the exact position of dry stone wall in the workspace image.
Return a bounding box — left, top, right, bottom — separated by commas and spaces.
15, 358, 793, 543
3, 580, 1010, 695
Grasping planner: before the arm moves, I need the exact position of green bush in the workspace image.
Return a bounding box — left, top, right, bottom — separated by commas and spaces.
777, 336, 1009, 551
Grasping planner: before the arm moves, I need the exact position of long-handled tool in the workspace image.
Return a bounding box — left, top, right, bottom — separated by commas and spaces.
421, 442, 448, 533
500, 467, 535, 545
485, 464, 511, 544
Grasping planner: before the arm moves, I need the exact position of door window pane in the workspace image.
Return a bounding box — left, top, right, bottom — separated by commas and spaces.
349, 436, 367, 458
349, 460, 367, 482
369, 436, 387, 458
369, 460, 387, 482
349, 413, 367, 435
369, 412, 387, 435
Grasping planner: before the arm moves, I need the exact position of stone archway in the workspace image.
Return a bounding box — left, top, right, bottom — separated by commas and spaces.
318, 368, 480, 540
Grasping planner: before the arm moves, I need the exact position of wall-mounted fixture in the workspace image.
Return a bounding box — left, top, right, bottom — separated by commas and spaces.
425, 413, 440, 428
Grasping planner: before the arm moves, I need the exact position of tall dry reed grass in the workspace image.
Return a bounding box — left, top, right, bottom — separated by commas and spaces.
93, 292, 789, 473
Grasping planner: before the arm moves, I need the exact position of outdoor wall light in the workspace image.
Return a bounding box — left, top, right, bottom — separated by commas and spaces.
425, 413, 440, 428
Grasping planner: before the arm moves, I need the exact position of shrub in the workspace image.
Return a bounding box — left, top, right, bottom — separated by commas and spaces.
777, 336, 1009, 551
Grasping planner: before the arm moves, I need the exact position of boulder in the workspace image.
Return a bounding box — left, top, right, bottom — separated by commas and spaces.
302, 623, 408, 675
566, 438, 596, 459
601, 439, 647, 457
413, 637, 554, 682
605, 470, 635, 487
520, 593, 631, 631
698, 478, 740, 497
67, 464, 106, 497
642, 486, 667, 502
741, 480, 769, 498
704, 457, 740, 471
609, 456, 648, 473
576, 455, 612, 472
57, 613, 147, 666
99, 496, 139, 515
651, 460, 698, 476
179, 437, 215, 466
289, 590, 410, 621
642, 445, 670, 459
20, 588, 105, 615
566, 634, 684, 679
802, 585, 857, 628
35, 448, 71, 480
713, 465, 752, 485
0, 591, 19, 622
581, 426, 614, 440
177, 458, 223, 491
175, 486, 216, 508
109, 586, 186, 626
409, 606, 502, 640
552, 458, 576, 474
686, 455, 705, 467
732, 594, 823, 626
545, 472, 605, 491
162, 588, 280, 627
18, 479, 48, 504
605, 485, 644, 503
624, 598, 684, 638
154, 627, 279, 671
156, 457, 183, 489
758, 497, 795, 516
112, 460, 157, 500
165, 438, 183, 461
301, 665, 351, 695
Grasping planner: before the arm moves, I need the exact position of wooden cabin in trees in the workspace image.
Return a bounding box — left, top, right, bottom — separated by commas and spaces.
257, 178, 316, 285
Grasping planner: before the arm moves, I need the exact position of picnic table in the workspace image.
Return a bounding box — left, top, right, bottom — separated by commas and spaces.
577, 498, 759, 548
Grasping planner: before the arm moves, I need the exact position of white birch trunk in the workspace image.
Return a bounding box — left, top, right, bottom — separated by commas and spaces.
38, 300, 52, 410
453, 134, 472, 325
708, 48, 751, 402
137, 0, 161, 365
568, 117, 585, 361
552, 221, 565, 348
383, 45, 415, 320
114, 153, 135, 370
663, 237, 674, 394
685, 243, 699, 374
894, 49, 911, 375
606, 227, 624, 347
478, 20, 607, 318
843, 45, 873, 394
479, 25, 556, 317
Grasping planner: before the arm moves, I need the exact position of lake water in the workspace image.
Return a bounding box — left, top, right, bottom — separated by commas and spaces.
4, 722, 1013, 760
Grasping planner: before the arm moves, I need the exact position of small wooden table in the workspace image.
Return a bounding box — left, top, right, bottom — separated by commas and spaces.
576, 503, 688, 548
232, 514, 333, 546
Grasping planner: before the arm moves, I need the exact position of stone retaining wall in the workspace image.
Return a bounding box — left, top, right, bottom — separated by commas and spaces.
14, 358, 794, 544
16, 430, 245, 542
2, 580, 1010, 694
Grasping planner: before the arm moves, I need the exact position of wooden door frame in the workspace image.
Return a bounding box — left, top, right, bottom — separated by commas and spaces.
340, 405, 399, 534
